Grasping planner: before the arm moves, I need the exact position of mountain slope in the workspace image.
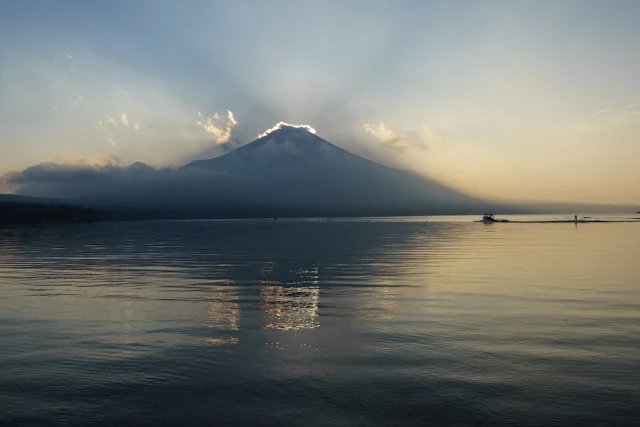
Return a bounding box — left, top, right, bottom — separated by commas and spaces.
182, 126, 488, 216
8, 126, 499, 218
8, 127, 634, 217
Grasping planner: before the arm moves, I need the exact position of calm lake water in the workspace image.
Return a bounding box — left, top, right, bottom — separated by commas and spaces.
1, 216, 639, 426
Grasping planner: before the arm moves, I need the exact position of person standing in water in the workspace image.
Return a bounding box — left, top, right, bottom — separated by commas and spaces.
574, 215, 578, 223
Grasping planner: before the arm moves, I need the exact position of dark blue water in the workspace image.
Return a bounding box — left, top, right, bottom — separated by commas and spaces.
1, 218, 639, 426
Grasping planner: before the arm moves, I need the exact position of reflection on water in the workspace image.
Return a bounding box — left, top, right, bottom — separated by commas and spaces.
262, 285, 320, 331
261, 263, 320, 330
205, 282, 240, 345
0, 218, 639, 426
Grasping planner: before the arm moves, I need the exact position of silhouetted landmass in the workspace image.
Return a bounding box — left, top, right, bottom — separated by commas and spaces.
3, 127, 636, 219
6, 127, 497, 218
0, 202, 103, 226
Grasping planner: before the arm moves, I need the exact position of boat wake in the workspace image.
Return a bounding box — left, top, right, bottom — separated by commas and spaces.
475, 218, 640, 224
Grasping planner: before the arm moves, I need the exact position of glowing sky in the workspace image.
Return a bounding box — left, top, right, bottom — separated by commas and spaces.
1, 0, 639, 204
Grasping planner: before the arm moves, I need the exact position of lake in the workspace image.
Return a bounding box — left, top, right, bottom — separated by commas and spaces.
1, 216, 639, 426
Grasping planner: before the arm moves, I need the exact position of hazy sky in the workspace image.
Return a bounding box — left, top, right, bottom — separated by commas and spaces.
1, 0, 639, 204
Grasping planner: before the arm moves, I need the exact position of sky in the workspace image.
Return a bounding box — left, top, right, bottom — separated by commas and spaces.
1, 0, 639, 205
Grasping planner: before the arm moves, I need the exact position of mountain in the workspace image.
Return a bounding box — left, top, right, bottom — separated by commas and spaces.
126, 161, 154, 173
7, 127, 634, 218
181, 126, 491, 216
8, 126, 504, 218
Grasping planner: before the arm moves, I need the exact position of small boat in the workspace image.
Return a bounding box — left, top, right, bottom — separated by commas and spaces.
482, 213, 497, 223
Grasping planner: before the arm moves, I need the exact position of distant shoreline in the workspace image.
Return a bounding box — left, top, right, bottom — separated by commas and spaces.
0, 202, 104, 227
2, 199, 639, 227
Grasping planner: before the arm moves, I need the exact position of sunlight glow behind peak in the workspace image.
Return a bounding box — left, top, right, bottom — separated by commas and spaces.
257, 122, 317, 138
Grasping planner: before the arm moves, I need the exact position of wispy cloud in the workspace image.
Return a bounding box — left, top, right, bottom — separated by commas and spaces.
0, 172, 16, 194
97, 112, 140, 146
568, 99, 640, 135
363, 121, 433, 150
363, 121, 400, 146
97, 114, 118, 146
69, 94, 84, 108
197, 110, 238, 144
1, 45, 231, 170
120, 112, 140, 130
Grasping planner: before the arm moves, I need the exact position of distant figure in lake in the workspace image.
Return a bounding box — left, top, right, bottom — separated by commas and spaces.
574, 215, 578, 223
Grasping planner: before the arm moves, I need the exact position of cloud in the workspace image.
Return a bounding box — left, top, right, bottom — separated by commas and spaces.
9, 156, 123, 185
0, 172, 16, 194
363, 121, 432, 150
120, 113, 140, 131
97, 114, 118, 146
257, 122, 316, 138
98, 115, 117, 128
197, 110, 238, 144
96, 112, 141, 146
363, 121, 399, 145
69, 94, 84, 108
1, 45, 236, 170
568, 99, 640, 135
4, 157, 249, 204
4, 156, 125, 197
4, 158, 160, 200
63, 51, 74, 60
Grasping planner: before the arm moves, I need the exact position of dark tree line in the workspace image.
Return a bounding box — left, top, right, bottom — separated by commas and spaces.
0, 202, 103, 226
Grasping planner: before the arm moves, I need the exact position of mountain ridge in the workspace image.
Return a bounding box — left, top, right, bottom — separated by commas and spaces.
5, 126, 512, 218
177, 126, 489, 215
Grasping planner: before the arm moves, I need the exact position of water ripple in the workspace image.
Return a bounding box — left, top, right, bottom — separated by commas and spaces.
1, 218, 639, 426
